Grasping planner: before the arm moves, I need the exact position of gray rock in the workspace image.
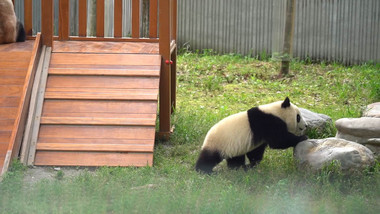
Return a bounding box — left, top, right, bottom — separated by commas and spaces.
335, 118, 380, 138
300, 108, 332, 131
294, 138, 375, 171
363, 102, 380, 118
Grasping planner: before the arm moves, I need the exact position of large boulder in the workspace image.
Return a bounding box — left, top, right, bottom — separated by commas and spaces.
294, 138, 375, 171
300, 108, 332, 132
335, 117, 380, 156
363, 102, 380, 118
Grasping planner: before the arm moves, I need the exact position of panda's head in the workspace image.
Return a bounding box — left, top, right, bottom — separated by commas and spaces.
259, 97, 307, 136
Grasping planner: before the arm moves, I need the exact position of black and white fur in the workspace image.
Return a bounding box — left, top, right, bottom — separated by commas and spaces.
0, 0, 26, 44
195, 97, 308, 174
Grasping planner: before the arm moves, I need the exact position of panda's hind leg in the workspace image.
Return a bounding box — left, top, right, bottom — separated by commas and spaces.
195, 149, 223, 174
246, 143, 267, 168
226, 155, 246, 170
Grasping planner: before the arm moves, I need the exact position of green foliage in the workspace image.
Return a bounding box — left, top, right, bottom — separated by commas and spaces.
0, 53, 379, 213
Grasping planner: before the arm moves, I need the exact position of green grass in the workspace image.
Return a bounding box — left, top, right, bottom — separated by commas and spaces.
1, 51, 379, 214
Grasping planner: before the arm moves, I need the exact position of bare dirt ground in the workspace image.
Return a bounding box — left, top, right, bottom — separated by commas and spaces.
23, 166, 96, 185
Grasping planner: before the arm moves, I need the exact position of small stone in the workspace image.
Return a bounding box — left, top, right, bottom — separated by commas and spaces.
300, 108, 332, 131
363, 102, 380, 118
54, 167, 61, 171
294, 138, 375, 171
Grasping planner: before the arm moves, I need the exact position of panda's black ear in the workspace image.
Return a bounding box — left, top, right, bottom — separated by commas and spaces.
281, 97, 290, 108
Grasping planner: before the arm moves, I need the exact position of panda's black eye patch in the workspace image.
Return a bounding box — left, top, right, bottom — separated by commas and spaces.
297, 114, 301, 123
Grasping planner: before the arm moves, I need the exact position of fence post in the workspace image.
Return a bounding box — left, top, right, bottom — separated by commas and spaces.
41, 0, 54, 47
159, 0, 172, 139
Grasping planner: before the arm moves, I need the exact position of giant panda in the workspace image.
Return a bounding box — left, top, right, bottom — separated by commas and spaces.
0, 0, 26, 44
195, 97, 308, 174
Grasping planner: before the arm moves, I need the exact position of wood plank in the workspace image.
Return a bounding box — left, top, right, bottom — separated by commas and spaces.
78, 0, 87, 37
38, 138, 153, 145
0, 70, 28, 77
42, 100, 156, 114
114, 0, 123, 38
37, 143, 153, 152
0, 97, 20, 107
96, 0, 105, 37
50, 53, 161, 66
59, 0, 70, 40
52, 41, 159, 54
0, 86, 23, 96
34, 151, 153, 166
0, 119, 15, 131
24, 0, 33, 36
20, 46, 47, 164
27, 47, 51, 165
49, 64, 161, 70
0, 107, 18, 119
41, 112, 156, 119
0, 61, 30, 69
149, 0, 158, 38
132, 0, 140, 38
39, 125, 155, 140
46, 76, 159, 89
0, 77, 25, 85
40, 117, 156, 126
5, 34, 42, 172
41, 0, 54, 47
48, 68, 160, 76
0, 52, 32, 61
0, 132, 11, 143
44, 88, 159, 100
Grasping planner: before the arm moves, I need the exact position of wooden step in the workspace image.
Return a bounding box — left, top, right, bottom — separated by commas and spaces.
49, 68, 160, 77
46, 75, 159, 89
40, 116, 156, 126
36, 143, 153, 152
50, 53, 161, 66
34, 151, 153, 166
44, 88, 159, 100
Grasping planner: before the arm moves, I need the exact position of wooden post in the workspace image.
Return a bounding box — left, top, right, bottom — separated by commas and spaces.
280, 0, 296, 76
41, 0, 54, 47
132, 0, 140, 38
149, 0, 158, 38
159, 0, 171, 139
114, 0, 123, 38
24, 0, 33, 36
78, 0, 87, 37
170, 0, 177, 113
96, 0, 104, 37
59, 0, 70, 40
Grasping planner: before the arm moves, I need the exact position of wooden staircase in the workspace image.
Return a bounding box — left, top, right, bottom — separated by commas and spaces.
27, 45, 161, 167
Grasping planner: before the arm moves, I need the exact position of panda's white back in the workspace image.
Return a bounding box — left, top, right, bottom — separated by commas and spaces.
201, 111, 254, 158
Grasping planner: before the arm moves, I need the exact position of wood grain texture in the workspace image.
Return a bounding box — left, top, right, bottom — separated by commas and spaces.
50, 53, 161, 66
78, 0, 87, 37
24, 0, 33, 36
41, 0, 54, 47
34, 151, 153, 166
114, 0, 123, 38
52, 41, 159, 54
0, 35, 40, 176
32, 46, 161, 167
96, 0, 105, 37
59, 0, 70, 40
149, 0, 158, 38
132, 0, 140, 38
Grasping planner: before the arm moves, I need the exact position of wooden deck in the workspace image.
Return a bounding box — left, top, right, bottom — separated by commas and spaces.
28, 41, 160, 167
0, 38, 41, 176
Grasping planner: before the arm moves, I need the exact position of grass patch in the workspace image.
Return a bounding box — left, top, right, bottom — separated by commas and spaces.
1, 51, 379, 213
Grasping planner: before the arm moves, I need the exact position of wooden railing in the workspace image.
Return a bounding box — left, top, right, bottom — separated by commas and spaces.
14, 0, 177, 138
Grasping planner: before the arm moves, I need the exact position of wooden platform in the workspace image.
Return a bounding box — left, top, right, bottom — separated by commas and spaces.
0, 38, 41, 176
29, 41, 160, 167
